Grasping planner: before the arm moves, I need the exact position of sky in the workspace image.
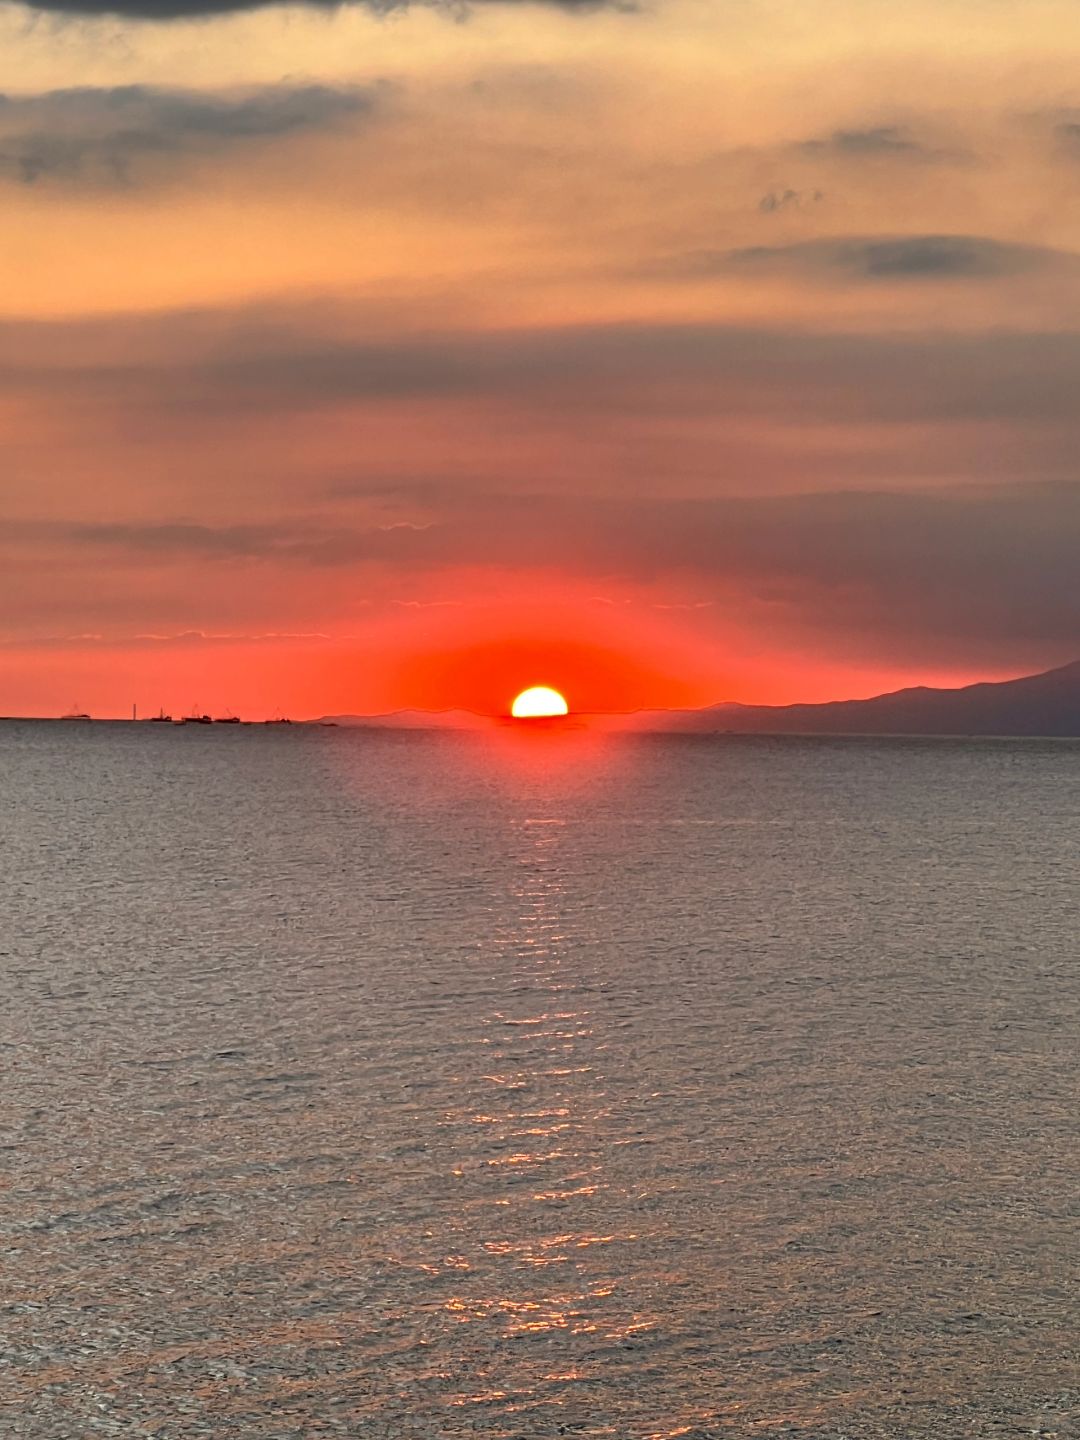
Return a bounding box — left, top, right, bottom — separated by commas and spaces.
1, 0, 1079, 718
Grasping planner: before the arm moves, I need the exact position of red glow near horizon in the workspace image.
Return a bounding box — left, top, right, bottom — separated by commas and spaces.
379, 589, 729, 717
0, 578, 1023, 722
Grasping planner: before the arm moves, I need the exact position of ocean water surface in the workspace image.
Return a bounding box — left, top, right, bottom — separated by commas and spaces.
1, 722, 1077, 1438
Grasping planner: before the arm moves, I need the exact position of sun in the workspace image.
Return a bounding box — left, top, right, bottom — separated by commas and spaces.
511, 685, 569, 719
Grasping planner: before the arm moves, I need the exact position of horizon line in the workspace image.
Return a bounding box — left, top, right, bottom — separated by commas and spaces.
3, 655, 1076, 726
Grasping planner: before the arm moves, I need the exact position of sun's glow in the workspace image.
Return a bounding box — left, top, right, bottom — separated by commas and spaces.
511, 685, 569, 718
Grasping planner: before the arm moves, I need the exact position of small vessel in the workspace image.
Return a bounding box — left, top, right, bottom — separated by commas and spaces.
60, 709, 91, 721
147, 708, 172, 723
215, 714, 241, 724
179, 711, 213, 725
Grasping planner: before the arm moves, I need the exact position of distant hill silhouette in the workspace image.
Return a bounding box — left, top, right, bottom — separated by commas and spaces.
317, 708, 479, 730
647, 660, 1080, 737
318, 662, 1080, 737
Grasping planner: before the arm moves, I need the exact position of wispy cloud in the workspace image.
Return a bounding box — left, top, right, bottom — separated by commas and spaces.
670, 234, 1070, 283
6, 310, 1080, 429
798, 125, 955, 163
758, 187, 823, 214
0, 84, 375, 186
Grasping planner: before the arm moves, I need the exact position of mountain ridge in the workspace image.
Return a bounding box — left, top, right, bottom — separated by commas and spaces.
639, 659, 1080, 736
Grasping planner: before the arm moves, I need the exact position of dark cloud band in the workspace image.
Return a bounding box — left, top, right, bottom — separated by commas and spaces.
5, 313, 1080, 425
11, 0, 618, 19
0, 84, 373, 187
667, 235, 1072, 283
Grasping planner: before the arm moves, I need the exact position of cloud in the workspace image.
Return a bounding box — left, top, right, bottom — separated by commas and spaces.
4, 297, 1078, 667
690, 234, 1069, 282
0, 628, 341, 650
11, 0, 621, 19
798, 125, 953, 162
758, 187, 823, 214
6, 309, 1080, 431
10, 482, 1080, 661
0, 84, 374, 186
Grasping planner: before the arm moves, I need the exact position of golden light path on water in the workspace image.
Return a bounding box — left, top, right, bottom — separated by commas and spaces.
432, 728, 670, 1425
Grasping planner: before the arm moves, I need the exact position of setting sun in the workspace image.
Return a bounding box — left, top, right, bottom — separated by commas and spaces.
511, 685, 569, 719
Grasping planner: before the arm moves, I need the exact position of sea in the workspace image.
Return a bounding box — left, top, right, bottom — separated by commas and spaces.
1, 721, 1077, 1439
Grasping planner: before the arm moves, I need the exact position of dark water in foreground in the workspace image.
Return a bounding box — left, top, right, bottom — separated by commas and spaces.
1, 722, 1077, 1439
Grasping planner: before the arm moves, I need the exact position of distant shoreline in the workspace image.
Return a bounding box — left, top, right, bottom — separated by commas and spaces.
5, 658, 1078, 737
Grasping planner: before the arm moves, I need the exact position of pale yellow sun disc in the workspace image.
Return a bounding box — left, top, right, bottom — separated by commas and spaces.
511, 686, 569, 718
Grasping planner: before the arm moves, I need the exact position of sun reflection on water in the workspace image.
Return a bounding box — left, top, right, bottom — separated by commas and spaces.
430, 794, 664, 1405
320, 725, 667, 1425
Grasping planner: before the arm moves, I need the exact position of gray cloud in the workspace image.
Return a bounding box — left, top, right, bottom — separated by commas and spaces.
799, 125, 952, 162
5, 312, 1080, 431
696, 234, 1068, 282
758, 187, 823, 214
18, 520, 315, 558
11, 0, 620, 19
0, 84, 374, 186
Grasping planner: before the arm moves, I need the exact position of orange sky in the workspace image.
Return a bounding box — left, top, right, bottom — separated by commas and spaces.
1, 0, 1078, 717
